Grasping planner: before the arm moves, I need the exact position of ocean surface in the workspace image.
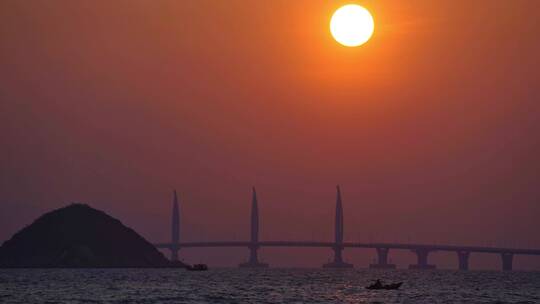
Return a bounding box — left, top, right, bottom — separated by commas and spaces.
0, 268, 539, 303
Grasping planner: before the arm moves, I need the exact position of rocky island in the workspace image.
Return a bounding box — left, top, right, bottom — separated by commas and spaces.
0, 204, 180, 268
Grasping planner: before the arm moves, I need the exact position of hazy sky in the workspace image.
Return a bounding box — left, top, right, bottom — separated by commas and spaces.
1, 0, 539, 269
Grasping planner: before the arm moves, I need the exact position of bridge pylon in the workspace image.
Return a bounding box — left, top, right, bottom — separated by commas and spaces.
170, 190, 180, 261
323, 186, 353, 268
239, 187, 268, 268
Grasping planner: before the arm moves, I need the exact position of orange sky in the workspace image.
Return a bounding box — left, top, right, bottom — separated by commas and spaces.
1, 0, 539, 269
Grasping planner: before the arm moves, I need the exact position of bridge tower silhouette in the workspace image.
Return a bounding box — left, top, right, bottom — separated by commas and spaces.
323, 185, 353, 268
170, 190, 180, 261
239, 187, 269, 267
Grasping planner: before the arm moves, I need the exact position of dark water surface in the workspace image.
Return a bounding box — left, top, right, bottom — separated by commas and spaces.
0, 268, 539, 303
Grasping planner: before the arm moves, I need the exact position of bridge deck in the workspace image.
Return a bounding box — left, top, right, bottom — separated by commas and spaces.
153, 241, 540, 255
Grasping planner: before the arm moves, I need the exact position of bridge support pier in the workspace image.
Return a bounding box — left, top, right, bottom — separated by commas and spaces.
501, 253, 513, 271
170, 246, 179, 262
323, 245, 353, 268
239, 245, 268, 268
456, 251, 470, 271
409, 248, 436, 269
370, 248, 396, 269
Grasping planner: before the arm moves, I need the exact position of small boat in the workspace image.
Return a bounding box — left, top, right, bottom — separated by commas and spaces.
186, 263, 208, 271
366, 282, 403, 290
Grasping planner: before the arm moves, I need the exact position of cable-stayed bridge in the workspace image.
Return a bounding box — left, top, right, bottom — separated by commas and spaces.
154, 187, 540, 271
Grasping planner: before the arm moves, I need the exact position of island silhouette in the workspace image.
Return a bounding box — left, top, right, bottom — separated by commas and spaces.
0, 204, 185, 268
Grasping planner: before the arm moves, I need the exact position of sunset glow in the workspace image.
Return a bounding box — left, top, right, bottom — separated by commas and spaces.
1, 0, 540, 275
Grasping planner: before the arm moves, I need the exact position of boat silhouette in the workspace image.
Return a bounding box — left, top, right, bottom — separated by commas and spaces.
186, 263, 208, 271
366, 281, 403, 290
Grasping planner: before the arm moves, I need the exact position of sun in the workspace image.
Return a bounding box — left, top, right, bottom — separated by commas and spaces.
330, 4, 375, 47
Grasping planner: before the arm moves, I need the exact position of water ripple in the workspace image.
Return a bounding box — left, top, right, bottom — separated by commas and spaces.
0, 268, 538, 303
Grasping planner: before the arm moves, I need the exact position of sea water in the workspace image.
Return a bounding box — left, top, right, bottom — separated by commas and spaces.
0, 268, 539, 303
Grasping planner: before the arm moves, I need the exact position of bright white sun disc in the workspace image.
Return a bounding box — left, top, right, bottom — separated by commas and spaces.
330, 4, 374, 47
